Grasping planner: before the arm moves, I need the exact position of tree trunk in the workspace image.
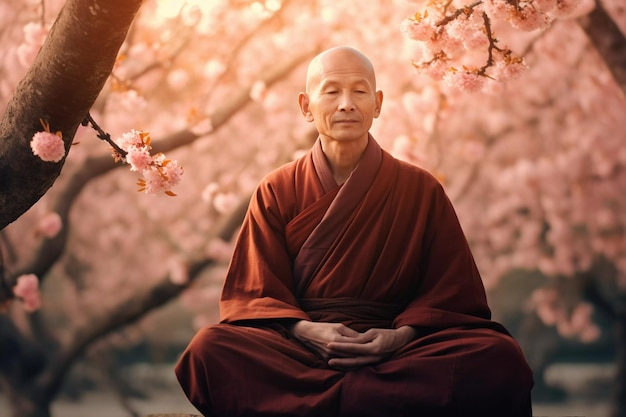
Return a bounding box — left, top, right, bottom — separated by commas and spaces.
577, 0, 626, 98
0, 0, 143, 230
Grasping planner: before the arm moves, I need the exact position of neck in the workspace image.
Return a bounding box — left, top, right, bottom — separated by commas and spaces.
320, 136, 368, 185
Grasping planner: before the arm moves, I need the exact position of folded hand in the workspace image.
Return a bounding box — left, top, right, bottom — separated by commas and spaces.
289, 321, 416, 369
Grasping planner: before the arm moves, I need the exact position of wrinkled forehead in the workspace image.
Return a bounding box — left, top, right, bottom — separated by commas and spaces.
306, 48, 376, 92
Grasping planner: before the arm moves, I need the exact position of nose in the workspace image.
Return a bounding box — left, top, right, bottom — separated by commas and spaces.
338, 93, 355, 111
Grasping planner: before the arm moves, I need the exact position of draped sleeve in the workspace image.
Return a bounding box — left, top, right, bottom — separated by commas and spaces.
219, 141, 338, 323
392, 173, 502, 332
219, 163, 311, 323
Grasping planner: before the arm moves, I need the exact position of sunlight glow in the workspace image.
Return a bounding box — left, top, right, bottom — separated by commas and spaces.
154, 0, 184, 20
154, 0, 283, 22
154, 0, 225, 21
251, 0, 282, 13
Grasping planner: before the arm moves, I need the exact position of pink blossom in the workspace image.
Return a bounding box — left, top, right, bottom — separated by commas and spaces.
493, 59, 528, 81
140, 167, 170, 194
160, 159, 184, 186
443, 69, 486, 93
462, 30, 490, 50
17, 43, 41, 68
414, 54, 450, 80
213, 192, 239, 214
400, 17, 436, 41
537, 303, 559, 326
460, 140, 485, 162
445, 15, 476, 41
116, 90, 147, 113
31, 131, 65, 162
115, 129, 148, 152
578, 324, 600, 343
190, 117, 214, 135
429, 31, 465, 59
203, 59, 227, 79
23, 22, 48, 45
37, 211, 63, 238
509, 6, 553, 31
530, 287, 560, 325
167, 68, 190, 90
17, 22, 49, 67
482, 0, 516, 21
201, 182, 219, 203
570, 302, 593, 331
533, 0, 558, 13
553, 0, 594, 18
113, 130, 184, 195
125, 146, 152, 172
556, 319, 576, 337
550, 0, 584, 18
139, 158, 184, 195
250, 81, 267, 102
13, 274, 41, 312
262, 91, 283, 113
167, 256, 189, 285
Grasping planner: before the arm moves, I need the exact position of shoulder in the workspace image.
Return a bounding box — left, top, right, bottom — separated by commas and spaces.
383, 150, 444, 194
251, 153, 309, 211
257, 158, 299, 193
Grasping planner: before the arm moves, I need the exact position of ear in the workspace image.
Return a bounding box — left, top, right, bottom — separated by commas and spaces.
298, 92, 314, 122
373, 90, 383, 118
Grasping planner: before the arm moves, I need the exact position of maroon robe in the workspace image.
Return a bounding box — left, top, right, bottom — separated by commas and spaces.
175, 137, 534, 417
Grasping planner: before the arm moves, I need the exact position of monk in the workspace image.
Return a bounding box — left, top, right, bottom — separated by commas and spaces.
175, 46, 534, 417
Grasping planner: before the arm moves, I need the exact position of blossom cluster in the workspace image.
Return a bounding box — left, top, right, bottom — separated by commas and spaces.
113, 130, 184, 196
400, 0, 584, 93
30, 119, 65, 162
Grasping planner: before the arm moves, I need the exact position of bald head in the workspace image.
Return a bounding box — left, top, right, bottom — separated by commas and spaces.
305, 46, 377, 93
297, 45, 383, 148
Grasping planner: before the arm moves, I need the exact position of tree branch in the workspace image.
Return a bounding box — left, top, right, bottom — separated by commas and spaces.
36, 198, 249, 399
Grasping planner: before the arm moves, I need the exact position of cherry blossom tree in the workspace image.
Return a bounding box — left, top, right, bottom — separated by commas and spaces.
0, 0, 625, 416
399, 0, 626, 414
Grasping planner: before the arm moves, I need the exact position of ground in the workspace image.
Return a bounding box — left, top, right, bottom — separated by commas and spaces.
0, 362, 616, 417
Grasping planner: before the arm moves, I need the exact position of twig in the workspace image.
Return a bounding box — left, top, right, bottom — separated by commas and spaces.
81, 112, 128, 157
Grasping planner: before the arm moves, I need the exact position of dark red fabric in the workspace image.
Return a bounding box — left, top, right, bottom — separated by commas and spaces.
175, 137, 534, 416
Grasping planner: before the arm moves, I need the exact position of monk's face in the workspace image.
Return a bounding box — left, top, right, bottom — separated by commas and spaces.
299, 47, 383, 145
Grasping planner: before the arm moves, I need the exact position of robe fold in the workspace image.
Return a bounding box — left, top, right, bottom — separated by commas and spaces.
176, 136, 534, 417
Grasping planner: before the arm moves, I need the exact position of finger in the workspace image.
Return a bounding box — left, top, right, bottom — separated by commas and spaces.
328, 343, 379, 357
304, 343, 331, 359
336, 325, 361, 338
324, 350, 356, 359
327, 341, 377, 355
328, 355, 383, 369
346, 332, 377, 343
